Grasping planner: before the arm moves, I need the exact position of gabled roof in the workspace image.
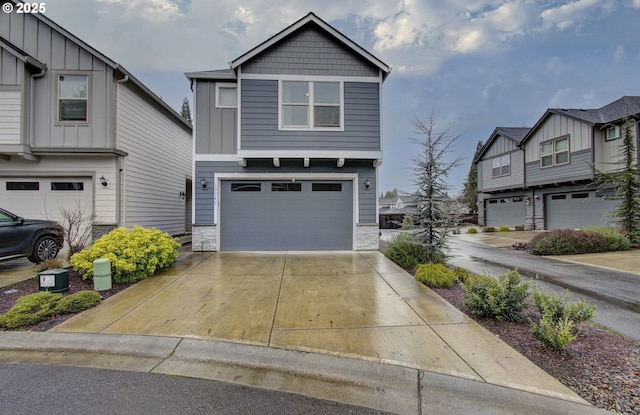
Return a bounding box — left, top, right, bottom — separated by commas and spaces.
230, 12, 391, 81
519, 96, 640, 146
474, 127, 529, 163
0, 36, 46, 70
16, 2, 190, 129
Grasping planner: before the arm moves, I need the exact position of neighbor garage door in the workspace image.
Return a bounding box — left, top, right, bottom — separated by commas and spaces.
0, 177, 93, 221
219, 180, 353, 250
544, 191, 618, 230
484, 196, 525, 227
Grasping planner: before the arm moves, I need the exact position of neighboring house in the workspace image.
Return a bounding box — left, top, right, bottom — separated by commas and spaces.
186, 12, 391, 251
474, 127, 529, 227
378, 194, 418, 229
476, 97, 640, 229
0, 1, 193, 241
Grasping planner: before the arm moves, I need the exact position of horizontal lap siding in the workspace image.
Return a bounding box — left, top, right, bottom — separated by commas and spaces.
525, 149, 593, 186
480, 150, 524, 191
0, 89, 21, 144
194, 160, 376, 224
240, 80, 380, 151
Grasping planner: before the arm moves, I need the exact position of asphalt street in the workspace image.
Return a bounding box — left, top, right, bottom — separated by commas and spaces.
447, 238, 640, 341
0, 363, 389, 415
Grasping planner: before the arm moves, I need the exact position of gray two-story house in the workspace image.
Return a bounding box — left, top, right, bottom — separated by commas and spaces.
0, 1, 192, 240
476, 96, 640, 230
186, 12, 391, 251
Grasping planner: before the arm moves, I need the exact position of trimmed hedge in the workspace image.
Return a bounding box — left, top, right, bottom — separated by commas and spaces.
54, 291, 103, 314
414, 264, 456, 288
580, 226, 631, 252
71, 225, 180, 283
529, 229, 609, 255
384, 233, 444, 268
0, 292, 61, 329
462, 270, 530, 322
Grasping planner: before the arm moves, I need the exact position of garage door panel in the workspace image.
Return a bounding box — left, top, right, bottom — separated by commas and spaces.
220, 180, 353, 251
545, 192, 618, 229
485, 196, 525, 227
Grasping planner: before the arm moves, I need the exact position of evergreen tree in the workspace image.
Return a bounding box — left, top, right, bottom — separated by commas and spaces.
411, 112, 462, 263
461, 140, 484, 213
180, 96, 192, 123
592, 114, 640, 245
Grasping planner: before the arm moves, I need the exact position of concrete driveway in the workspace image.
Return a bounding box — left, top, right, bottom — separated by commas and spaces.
50, 251, 583, 405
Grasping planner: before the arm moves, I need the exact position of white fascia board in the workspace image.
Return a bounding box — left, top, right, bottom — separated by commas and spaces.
239, 73, 381, 83
236, 150, 383, 160
194, 154, 241, 162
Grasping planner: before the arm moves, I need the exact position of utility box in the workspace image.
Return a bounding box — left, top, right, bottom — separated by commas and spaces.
38, 269, 69, 293
93, 258, 112, 291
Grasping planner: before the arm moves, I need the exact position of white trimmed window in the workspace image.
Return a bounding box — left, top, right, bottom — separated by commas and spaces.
491, 154, 511, 178
605, 126, 620, 141
216, 84, 237, 108
58, 74, 88, 122
541, 136, 569, 167
280, 80, 342, 130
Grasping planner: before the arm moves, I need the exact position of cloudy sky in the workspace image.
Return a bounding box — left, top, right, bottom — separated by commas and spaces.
44, 0, 640, 196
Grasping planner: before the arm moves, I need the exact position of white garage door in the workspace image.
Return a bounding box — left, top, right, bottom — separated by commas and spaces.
0, 177, 94, 222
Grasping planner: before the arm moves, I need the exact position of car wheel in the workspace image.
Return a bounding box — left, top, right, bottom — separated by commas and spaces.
27, 236, 60, 263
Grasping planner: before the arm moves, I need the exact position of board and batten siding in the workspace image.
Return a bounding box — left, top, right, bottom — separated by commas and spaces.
524, 113, 592, 163
241, 26, 379, 77
240, 79, 380, 151
194, 80, 237, 154
481, 135, 519, 158
117, 82, 192, 236
194, 159, 376, 225
525, 149, 593, 186
0, 47, 24, 85
480, 150, 524, 191
0, 89, 21, 144
0, 11, 115, 149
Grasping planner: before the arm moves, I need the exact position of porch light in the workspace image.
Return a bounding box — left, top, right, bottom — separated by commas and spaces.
100, 176, 108, 187
200, 178, 207, 189
364, 178, 371, 189
179, 191, 186, 200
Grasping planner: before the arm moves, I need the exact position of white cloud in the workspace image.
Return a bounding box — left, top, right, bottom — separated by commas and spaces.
97, 0, 184, 22
613, 45, 625, 63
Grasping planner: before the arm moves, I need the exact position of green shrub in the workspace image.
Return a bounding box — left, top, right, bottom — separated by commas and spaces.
0, 292, 61, 329
529, 229, 608, 255
384, 233, 444, 268
483, 226, 496, 233
414, 264, 456, 288
70, 225, 180, 283
531, 315, 576, 351
466, 227, 478, 234
54, 291, 102, 314
463, 270, 530, 322
498, 225, 511, 232
580, 226, 631, 251
452, 267, 480, 286
530, 290, 595, 351
514, 225, 525, 231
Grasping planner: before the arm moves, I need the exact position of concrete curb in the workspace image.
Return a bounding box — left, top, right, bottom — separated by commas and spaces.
0, 332, 612, 415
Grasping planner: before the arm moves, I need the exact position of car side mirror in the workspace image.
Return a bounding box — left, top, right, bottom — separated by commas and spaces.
16, 217, 24, 225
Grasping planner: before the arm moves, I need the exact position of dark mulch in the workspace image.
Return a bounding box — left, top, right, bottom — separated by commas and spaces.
432, 283, 640, 414
0, 269, 131, 331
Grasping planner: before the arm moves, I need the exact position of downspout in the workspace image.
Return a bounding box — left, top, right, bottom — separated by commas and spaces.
115, 74, 129, 227
29, 68, 47, 149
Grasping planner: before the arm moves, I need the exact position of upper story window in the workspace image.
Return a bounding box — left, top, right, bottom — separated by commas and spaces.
280, 80, 342, 130
605, 126, 620, 141
540, 136, 569, 168
491, 154, 511, 178
216, 84, 237, 108
58, 75, 88, 122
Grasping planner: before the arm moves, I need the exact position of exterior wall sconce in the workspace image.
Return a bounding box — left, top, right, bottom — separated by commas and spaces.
525, 196, 530, 205
100, 176, 108, 187
200, 178, 207, 189
476, 201, 482, 207
179, 191, 186, 200
534, 195, 540, 200
364, 178, 371, 189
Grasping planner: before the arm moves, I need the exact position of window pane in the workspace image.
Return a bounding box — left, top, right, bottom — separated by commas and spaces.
6, 182, 39, 190
314, 106, 339, 127
271, 183, 301, 192
555, 138, 568, 152
312, 183, 342, 191
283, 82, 308, 104
492, 167, 501, 177
218, 87, 236, 106
502, 165, 510, 175
314, 82, 339, 104
60, 100, 88, 121
59, 75, 88, 98
51, 182, 84, 191
555, 151, 568, 164
501, 154, 510, 165
541, 154, 553, 167
491, 158, 501, 169
283, 105, 308, 126
540, 142, 552, 156
231, 183, 261, 192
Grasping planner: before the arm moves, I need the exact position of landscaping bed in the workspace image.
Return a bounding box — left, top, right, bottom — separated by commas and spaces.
432, 283, 640, 414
